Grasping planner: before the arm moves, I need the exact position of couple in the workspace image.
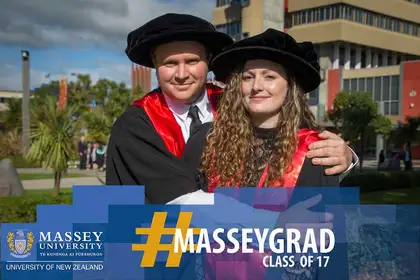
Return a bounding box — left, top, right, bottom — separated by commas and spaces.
106, 13, 358, 205
106, 13, 352, 280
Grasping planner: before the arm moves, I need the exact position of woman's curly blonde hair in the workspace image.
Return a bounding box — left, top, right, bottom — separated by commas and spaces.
201, 69, 319, 187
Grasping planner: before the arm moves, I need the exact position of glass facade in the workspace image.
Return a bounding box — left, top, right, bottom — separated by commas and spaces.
287, 4, 420, 37
216, 0, 230, 7
215, 22, 242, 37
342, 75, 400, 115
308, 87, 319, 105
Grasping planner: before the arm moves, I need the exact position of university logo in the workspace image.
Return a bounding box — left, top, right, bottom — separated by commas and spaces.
7, 230, 34, 258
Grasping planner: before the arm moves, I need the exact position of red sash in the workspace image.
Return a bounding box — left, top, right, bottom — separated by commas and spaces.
132, 83, 222, 158
208, 128, 322, 191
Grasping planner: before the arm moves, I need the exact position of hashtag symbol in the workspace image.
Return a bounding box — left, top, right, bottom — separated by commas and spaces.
132, 212, 201, 267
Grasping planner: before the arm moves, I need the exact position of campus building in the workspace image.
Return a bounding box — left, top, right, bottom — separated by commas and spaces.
212, 0, 420, 158
131, 64, 152, 95
0, 90, 22, 112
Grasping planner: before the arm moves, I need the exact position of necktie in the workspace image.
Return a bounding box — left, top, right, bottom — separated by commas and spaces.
188, 105, 202, 136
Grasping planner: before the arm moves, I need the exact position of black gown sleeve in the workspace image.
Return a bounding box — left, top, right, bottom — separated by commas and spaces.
295, 157, 340, 187
105, 106, 198, 204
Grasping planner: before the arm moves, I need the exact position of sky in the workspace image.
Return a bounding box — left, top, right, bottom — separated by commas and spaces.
0, 0, 215, 91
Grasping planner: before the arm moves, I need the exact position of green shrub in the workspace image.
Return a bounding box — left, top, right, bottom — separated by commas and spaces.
341, 171, 419, 192
0, 192, 72, 223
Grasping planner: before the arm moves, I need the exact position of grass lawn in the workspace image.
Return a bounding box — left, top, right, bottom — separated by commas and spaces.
23, 187, 73, 197
360, 187, 420, 204
18, 173, 89, 180
22, 187, 420, 204
1, 187, 418, 223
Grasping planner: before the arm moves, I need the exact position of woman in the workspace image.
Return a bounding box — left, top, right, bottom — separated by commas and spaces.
95, 143, 106, 171
183, 29, 340, 280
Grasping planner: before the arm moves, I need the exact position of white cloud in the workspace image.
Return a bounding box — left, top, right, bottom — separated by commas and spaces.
0, 63, 50, 91
0, 0, 213, 91
0, 0, 215, 49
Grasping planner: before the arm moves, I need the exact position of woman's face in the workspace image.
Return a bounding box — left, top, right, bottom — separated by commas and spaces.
241, 59, 289, 125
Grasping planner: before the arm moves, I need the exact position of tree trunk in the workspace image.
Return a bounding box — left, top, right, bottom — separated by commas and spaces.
54, 171, 61, 196
359, 132, 365, 172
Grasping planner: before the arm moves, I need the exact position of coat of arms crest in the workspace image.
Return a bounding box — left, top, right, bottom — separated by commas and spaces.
7, 230, 34, 258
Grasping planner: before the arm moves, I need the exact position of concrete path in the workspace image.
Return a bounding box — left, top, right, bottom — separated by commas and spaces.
17, 168, 99, 176
22, 177, 103, 190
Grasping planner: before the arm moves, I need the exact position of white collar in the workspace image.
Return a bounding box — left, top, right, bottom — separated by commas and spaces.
163, 88, 210, 122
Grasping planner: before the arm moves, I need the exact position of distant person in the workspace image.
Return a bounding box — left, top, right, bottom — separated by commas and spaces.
77, 136, 87, 170
378, 149, 385, 169
86, 142, 92, 169
91, 143, 98, 169
96, 143, 106, 171
403, 146, 412, 171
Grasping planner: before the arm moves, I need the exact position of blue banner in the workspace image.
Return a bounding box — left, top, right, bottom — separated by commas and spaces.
1, 186, 419, 279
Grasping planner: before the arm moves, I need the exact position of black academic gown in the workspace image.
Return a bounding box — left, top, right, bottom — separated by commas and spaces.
106, 84, 222, 204
105, 105, 199, 204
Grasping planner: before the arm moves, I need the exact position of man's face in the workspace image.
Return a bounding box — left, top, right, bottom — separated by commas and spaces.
154, 41, 209, 104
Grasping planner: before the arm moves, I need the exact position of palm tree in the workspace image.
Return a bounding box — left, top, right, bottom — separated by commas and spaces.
83, 107, 113, 144
26, 96, 80, 196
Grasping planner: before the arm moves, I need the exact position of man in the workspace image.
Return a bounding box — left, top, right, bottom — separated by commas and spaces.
78, 136, 87, 170
106, 13, 358, 204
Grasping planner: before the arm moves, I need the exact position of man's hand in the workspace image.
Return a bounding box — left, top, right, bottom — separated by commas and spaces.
307, 130, 353, 175
275, 194, 334, 247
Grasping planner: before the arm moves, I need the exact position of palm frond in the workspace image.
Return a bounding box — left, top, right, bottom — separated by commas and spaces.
26, 96, 80, 172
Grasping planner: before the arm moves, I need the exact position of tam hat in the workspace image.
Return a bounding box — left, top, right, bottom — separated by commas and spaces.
298, 41, 320, 73
125, 13, 234, 68
210, 28, 321, 93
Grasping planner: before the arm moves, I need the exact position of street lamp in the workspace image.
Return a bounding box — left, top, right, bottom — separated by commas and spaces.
21, 50, 30, 156
21, 50, 29, 61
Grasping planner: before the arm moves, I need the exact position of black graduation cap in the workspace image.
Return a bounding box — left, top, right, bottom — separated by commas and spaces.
210, 28, 321, 93
125, 13, 234, 68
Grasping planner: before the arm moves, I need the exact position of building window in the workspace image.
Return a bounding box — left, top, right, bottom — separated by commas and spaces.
366, 78, 373, 98
325, 6, 331, 20
382, 76, 390, 101
343, 75, 400, 115
361, 51, 366, 68
215, 22, 242, 37
374, 77, 382, 101
339, 47, 345, 67
391, 75, 399, 100
308, 87, 319, 105
343, 79, 350, 91
350, 78, 358, 91
390, 101, 399, 115
288, 4, 420, 37
359, 78, 366, 92
216, 0, 230, 7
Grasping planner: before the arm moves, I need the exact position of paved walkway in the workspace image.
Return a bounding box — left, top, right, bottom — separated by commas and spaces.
17, 168, 99, 176
22, 177, 104, 190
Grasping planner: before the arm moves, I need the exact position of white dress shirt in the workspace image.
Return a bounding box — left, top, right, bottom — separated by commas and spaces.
163, 89, 214, 143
